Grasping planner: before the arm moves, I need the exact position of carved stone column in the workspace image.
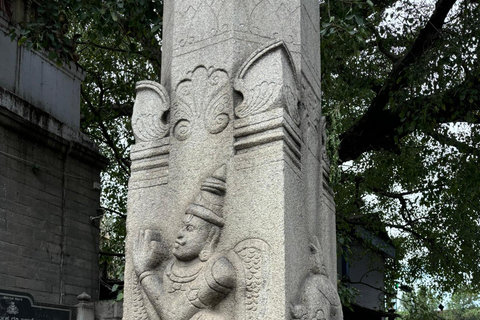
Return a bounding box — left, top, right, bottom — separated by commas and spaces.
124, 1, 342, 319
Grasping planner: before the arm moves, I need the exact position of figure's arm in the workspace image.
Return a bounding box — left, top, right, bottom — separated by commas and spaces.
133, 230, 170, 316
138, 270, 166, 317
197, 256, 236, 307
211, 257, 236, 289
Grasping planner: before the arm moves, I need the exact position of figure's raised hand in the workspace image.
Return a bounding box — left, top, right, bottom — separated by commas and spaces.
133, 229, 170, 276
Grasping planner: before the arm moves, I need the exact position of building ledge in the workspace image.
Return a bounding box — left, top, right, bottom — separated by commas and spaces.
0, 86, 108, 169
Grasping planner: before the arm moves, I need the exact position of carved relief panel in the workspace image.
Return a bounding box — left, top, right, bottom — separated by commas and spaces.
234, 41, 300, 125
248, 0, 300, 45
171, 66, 232, 141
130, 164, 272, 320
171, 1, 301, 53
132, 81, 170, 142
173, 0, 229, 49
290, 237, 343, 320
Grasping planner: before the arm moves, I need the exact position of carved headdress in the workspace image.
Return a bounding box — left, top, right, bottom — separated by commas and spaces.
186, 165, 226, 227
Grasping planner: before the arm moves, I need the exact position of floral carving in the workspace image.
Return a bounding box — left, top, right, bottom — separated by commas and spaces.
249, 1, 300, 44
175, 0, 229, 48
236, 81, 276, 118
234, 41, 300, 124
172, 66, 232, 140
132, 81, 170, 142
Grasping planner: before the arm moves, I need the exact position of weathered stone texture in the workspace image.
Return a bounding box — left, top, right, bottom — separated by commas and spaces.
125, 1, 341, 319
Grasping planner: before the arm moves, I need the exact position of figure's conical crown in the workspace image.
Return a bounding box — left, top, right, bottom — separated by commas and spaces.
186, 165, 226, 227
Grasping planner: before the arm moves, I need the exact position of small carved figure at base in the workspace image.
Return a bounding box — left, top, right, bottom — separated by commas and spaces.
290, 237, 343, 320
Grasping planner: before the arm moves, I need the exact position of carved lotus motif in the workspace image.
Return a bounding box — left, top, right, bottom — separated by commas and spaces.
234, 41, 300, 124
132, 81, 170, 142
236, 81, 276, 118
172, 66, 232, 140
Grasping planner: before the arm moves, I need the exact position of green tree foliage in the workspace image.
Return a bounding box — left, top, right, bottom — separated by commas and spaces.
321, 0, 480, 296
11, 0, 480, 299
444, 289, 480, 320
400, 286, 443, 320
399, 287, 480, 320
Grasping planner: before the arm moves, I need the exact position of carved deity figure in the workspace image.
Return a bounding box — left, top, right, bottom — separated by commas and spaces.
133, 166, 236, 320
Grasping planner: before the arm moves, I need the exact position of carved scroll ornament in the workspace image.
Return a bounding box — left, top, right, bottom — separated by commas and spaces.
234, 41, 300, 124
172, 66, 232, 141
132, 81, 171, 142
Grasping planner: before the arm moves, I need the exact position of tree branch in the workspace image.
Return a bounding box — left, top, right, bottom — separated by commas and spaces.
428, 129, 480, 157
111, 103, 133, 117
101, 207, 127, 219
338, 0, 458, 162
383, 222, 424, 242
370, 187, 416, 224
81, 87, 131, 176
375, 30, 401, 63
77, 41, 142, 54
347, 280, 385, 293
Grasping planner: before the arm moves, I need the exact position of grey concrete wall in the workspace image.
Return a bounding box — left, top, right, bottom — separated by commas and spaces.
0, 9, 107, 306
0, 99, 107, 306
94, 300, 123, 320
0, 14, 84, 130
349, 245, 386, 311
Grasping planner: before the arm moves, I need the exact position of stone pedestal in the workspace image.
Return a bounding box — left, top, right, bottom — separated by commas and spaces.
124, 1, 342, 319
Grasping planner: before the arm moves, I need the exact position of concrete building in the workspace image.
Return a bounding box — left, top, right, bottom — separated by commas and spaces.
0, 0, 107, 307
340, 226, 397, 320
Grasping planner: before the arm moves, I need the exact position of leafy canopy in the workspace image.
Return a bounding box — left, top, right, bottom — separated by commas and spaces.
321, 0, 480, 297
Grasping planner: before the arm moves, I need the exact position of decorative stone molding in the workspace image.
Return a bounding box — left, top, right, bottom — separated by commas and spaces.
232, 41, 302, 168
132, 81, 171, 142
128, 138, 170, 190
233, 108, 301, 169
172, 66, 232, 141
234, 41, 299, 125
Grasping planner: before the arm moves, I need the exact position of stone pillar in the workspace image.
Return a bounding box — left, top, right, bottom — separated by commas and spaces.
124, 1, 342, 319
75, 293, 94, 320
